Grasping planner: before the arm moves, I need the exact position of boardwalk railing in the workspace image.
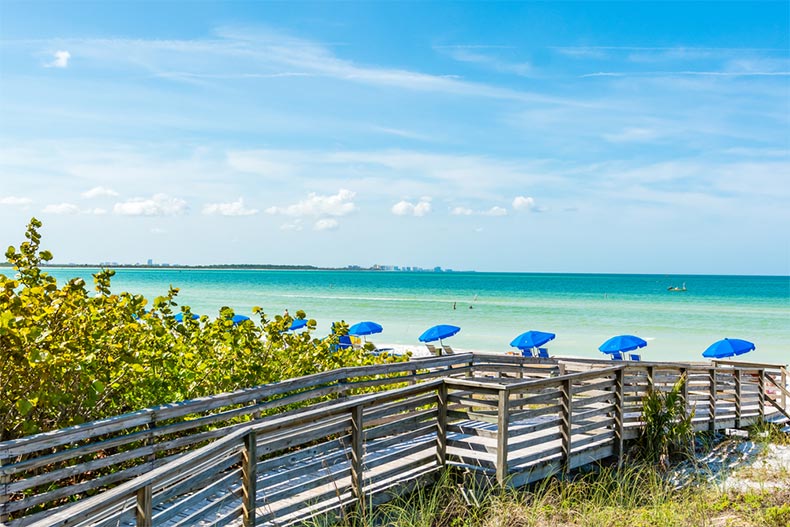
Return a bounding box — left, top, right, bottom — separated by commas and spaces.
2, 355, 787, 527
0, 354, 558, 526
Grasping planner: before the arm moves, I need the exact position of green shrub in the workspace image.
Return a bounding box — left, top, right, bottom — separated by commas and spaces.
634, 375, 695, 469
0, 218, 405, 440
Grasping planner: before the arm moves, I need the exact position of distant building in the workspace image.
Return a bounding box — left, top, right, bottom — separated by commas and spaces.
147, 259, 153, 266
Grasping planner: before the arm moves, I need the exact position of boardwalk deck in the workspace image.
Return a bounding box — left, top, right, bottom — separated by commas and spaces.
2, 354, 787, 527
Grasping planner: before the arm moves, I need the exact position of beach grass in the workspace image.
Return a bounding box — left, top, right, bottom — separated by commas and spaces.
305, 446, 790, 527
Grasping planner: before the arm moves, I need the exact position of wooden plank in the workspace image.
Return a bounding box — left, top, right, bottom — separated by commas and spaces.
508, 417, 563, 439
350, 405, 364, 508
496, 389, 510, 485
507, 390, 561, 409
364, 441, 435, 474
135, 484, 152, 527
363, 393, 437, 423
561, 378, 572, 474
437, 382, 448, 468
574, 418, 615, 436
364, 409, 438, 442
509, 403, 563, 422
508, 444, 564, 469
614, 368, 624, 467
152, 467, 242, 526
258, 447, 349, 490
509, 431, 563, 453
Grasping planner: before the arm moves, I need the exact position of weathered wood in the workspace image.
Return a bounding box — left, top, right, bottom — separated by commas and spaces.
350, 404, 364, 510
734, 370, 742, 428
709, 368, 717, 432
758, 370, 765, 419
614, 368, 625, 468
241, 430, 256, 527
11, 355, 789, 527
437, 381, 448, 468
560, 378, 573, 474
496, 389, 510, 485
135, 484, 152, 527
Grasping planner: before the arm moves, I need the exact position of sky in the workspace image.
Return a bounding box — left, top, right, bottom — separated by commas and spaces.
0, 1, 788, 274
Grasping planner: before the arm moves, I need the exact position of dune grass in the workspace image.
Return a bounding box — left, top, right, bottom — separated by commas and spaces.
306, 457, 789, 527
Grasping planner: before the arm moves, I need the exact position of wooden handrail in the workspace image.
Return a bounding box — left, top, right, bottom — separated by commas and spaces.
6, 354, 788, 527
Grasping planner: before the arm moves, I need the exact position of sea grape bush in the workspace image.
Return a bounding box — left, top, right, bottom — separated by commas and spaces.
0, 218, 404, 440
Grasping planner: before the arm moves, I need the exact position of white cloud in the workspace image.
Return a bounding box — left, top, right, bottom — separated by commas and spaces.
266, 189, 355, 217
314, 218, 339, 231
513, 196, 536, 211
202, 198, 258, 216
47, 50, 71, 68
43, 202, 80, 214
391, 199, 432, 217
483, 206, 508, 216
82, 186, 119, 199
89, 208, 108, 215
113, 194, 188, 216
280, 220, 304, 231
451, 205, 507, 216
0, 196, 32, 206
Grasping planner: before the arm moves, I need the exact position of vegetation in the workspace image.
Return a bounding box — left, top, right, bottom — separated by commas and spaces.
634, 375, 696, 469
307, 461, 790, 527
0, 218, 405, 440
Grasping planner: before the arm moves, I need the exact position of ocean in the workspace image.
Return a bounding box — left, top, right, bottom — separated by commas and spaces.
38, 268, 790, 364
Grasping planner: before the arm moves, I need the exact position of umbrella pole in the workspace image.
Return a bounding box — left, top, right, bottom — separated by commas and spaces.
439, 338, 443, 356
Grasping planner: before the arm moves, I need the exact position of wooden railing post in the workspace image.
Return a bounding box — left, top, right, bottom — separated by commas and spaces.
614, 368, 625, 468
561, 378, 573, 474
350, 405, 365, 509
436, 382, 448, 468
136, 485, 152, 527
734, 370, 742, 429
339, 376, 349, 399
709, 368, 717, 432
242, 430, 257, 526
496, 388, 511, 485
1, 455, 9, 524
758, 370, 766, 420
646, 366, 655, 392
782, 367, 787, 411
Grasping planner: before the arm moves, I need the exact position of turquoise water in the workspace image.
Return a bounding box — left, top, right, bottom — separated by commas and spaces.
37, 268, 790, 364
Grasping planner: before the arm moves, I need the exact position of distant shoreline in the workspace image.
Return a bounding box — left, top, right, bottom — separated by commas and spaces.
2, 264, 785, 278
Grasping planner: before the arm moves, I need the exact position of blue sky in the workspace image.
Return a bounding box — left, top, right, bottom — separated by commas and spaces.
0, 1, 788, 274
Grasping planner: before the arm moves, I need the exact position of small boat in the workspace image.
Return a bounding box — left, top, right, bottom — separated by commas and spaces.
668, 282, 687, 292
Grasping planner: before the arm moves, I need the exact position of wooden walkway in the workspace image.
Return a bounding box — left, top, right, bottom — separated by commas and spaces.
2, 355, 788, 527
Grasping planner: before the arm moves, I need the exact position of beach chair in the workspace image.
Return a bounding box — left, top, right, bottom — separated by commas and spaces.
537, 348, 550, 359
442, 345, 455, 355
611, 351, 624, 360
630, 353, 641, 361
425, 343, 440, 356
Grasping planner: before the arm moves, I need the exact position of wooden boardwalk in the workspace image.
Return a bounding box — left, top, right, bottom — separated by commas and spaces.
2, 354, 788, 527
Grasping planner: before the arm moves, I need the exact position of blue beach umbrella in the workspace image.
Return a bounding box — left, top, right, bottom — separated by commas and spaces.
703, 338, 755, 359
231, 314, 250, 325
419, 324, 461, 343
599, 334, 647, 354
510, 330, 556, 351
288, 318, 308, 331
173, 312, 199, 323
349, 321, 383, 336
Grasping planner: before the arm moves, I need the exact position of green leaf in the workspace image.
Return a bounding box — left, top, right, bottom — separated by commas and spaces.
16, 398, 34, 416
